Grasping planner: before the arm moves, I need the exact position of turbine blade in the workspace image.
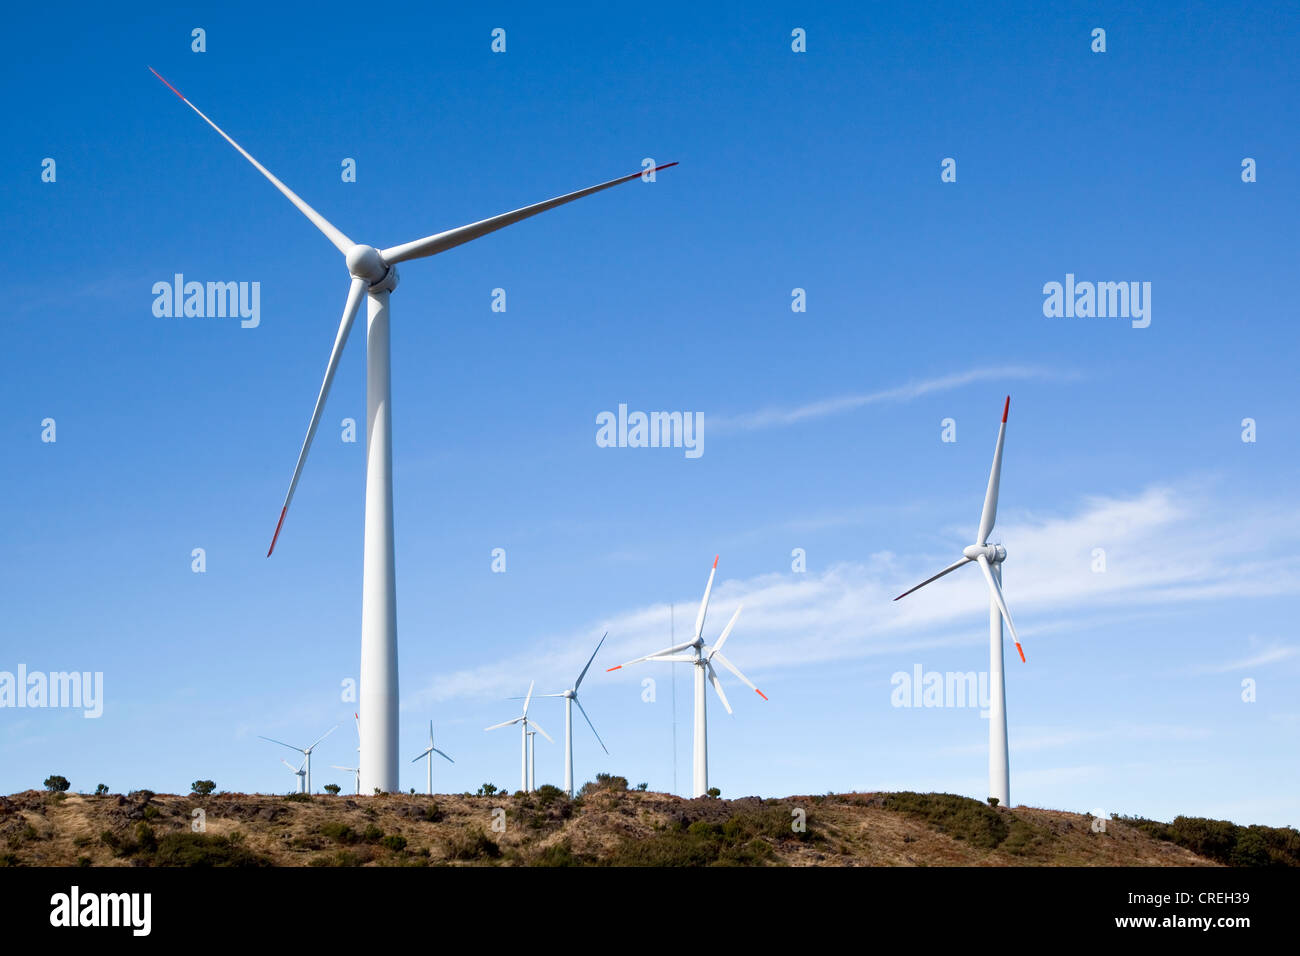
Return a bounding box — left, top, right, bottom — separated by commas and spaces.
606, 641, 696, 671
380, 164, 678, 264
267, 277, 368, 556
893, 556, 974, 601
977, 396, 1010, 546
530, 719, 554, 743
485, 717, 524, 732
706, 662, 733, 715
976, 555, 1026, 662
258, 736, 304, 754
522, 680, 535, 717
712, 650, 768, 701
329, 766, 356, 772
433, 748, 454, 764
574, 698, 609, 754
411, 748, 433, 763
709, 605, 743, 658
694, 556, 719, 642
148, 68, 353, 255
575, 632, 608, 691
306, 724, 339, 752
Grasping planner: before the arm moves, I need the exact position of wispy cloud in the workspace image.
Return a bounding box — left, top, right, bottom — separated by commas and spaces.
413, 484, 1300, 705
1190, 643, 1299, 674
709, 366, 1070, 433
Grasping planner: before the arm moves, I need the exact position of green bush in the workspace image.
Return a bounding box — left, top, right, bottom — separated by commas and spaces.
150, 833, 272, 867
362, 824, 384, 843
323, 784, 341, 795
380, 834, 408, 853
882, 792, 1009, 849
94, 784, 109, 796
319, 822, 359, 844
44, 775, 70, 793
1116, 814, 1300, 867
443, 827, 501, 861
191, 780, 216, 796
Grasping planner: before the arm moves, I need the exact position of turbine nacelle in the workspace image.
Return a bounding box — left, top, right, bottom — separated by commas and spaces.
962, 543, 1007, 564
345, 244, 396, 289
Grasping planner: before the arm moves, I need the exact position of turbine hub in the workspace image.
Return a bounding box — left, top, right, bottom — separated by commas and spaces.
963, 543, 1007, 563
345, 244, 387, 282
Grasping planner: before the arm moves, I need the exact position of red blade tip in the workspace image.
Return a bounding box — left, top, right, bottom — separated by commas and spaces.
712, 555, 719, 568
755, 689, 768, 700
605, 665, 622, 672
148, 66, 186, 101
1002, 396, 1010, 423
267, 506, 287, 557
1016, 643, 1026, 663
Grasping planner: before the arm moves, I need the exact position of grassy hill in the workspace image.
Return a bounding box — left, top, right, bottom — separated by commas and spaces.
2, 785, 1293, 867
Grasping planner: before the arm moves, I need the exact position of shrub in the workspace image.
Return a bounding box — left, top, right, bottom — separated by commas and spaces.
477, 783, 498, 796
636, 783, 649, 792
142, 805, 161, 820
380, 835, 408, 853
323, 784, 341, 795
94, 784, 109, 796
362, 824, 384, 843
150, 833, 272, 867
191, 780, 216, 796
319, 822, 358, 844
883, 792, 1010, 849
578, 773, 629, 797
444, 827, 501, 861
707, 787, 721, 798
44, 775, 70, 793
283, 792, 312, 803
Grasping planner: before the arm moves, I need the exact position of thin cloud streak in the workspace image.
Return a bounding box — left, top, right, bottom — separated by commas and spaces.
710, 366, 1070, 433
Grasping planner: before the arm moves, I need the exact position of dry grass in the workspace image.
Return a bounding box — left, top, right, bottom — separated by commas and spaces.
0, 788, 1217, 867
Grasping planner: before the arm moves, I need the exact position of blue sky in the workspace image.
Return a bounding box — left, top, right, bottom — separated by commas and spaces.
2, 2, 1298, 826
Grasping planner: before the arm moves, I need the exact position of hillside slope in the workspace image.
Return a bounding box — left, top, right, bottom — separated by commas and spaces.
0, 788, 1224, 867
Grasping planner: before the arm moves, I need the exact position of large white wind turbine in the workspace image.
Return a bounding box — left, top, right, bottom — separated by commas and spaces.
259, 724, 337, 794
893, 396, 1026, 808
410, 721, 454, 796
608, 557, 766, 798
151, 68, 676, 794
535, 633, 609, 797
485, 681, 553, 793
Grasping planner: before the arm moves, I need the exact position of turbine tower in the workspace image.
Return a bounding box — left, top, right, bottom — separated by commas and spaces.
280, 758, 306, 794
893, 396, 1026, 807
536, 632, 610, 797
410, 721, 454, 796
608, 557, 766, 797
258, 724, 337, 794
485, 681, 552, 793
151, 68, 676, 793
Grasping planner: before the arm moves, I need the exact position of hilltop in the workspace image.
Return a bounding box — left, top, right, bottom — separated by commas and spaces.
1, 786, 1292, 867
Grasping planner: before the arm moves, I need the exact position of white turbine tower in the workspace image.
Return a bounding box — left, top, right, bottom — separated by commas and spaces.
280, 758, 306, 794
536, 633, 609, 797
608, 557, 766, 798
411, 721, 454, 796
893, 396, 1026, 808
485, 681, 553, 793
151, 68, 676, 794
259, 724, 337, 794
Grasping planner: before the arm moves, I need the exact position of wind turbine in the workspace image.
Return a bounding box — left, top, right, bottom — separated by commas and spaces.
411, 721, 454, 796
150, 68, 676, 794
608, 557, 766, 798
259, 724, 337, 794
893, 395, 1025, 808
280, 758, 306, 794
485, 681, 553, 793
535, 633, 609, 797
332, 713, 362, 794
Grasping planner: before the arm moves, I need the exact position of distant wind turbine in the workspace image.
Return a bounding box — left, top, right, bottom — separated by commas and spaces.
608, 557, 766, 797
410, 721, 454, 796
486, 681, 553, 793
259, 724, 337, 794
280, 758, 306, 794
893, 396, 1026, 807
535, 633, 610, 797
